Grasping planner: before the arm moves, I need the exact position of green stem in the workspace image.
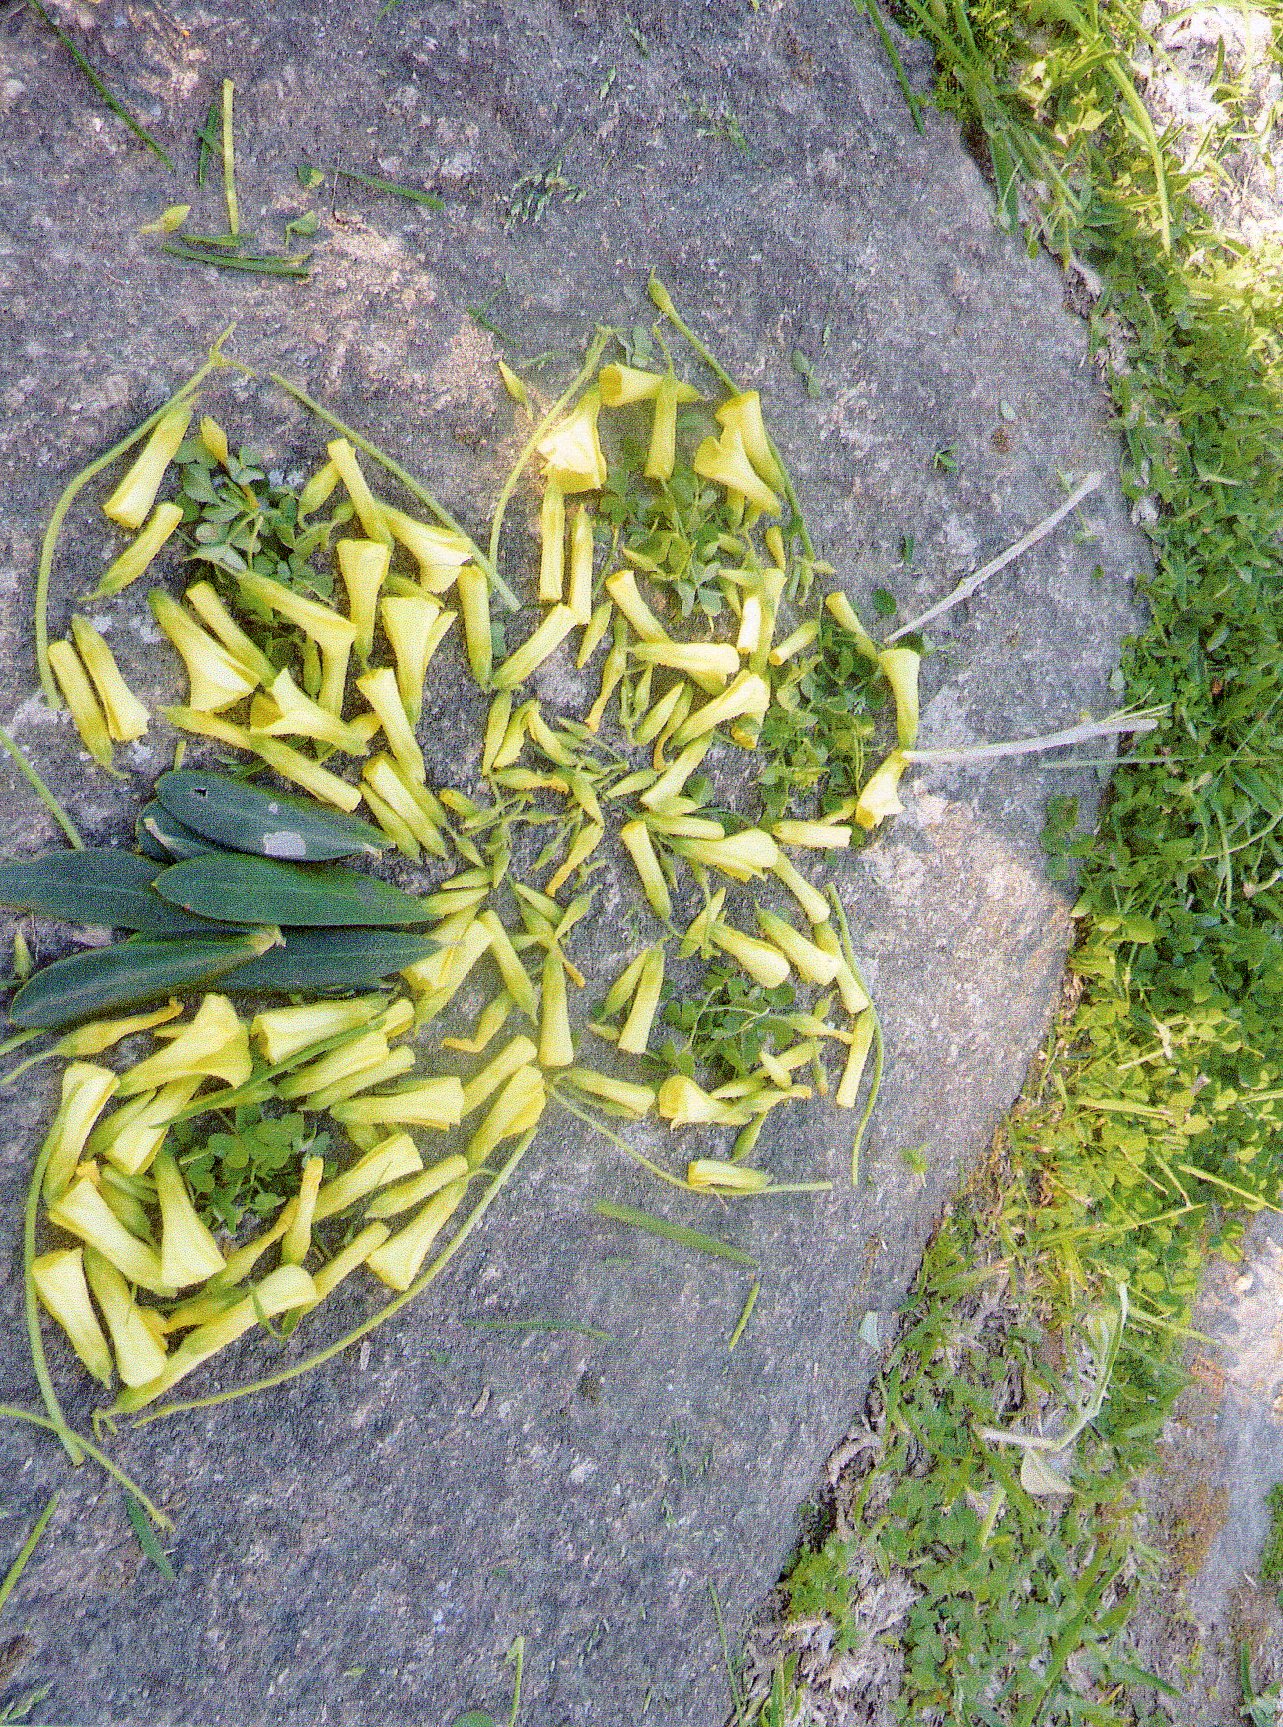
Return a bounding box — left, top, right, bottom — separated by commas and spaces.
269, 373, 518, 609
0, 1047, 59, 1091
27, 0, 176, 170
827, 885, 885, 1182
0, 723, 84, 848
129, 1128, 538, 1426
648, 275, 816, 560
0, 1489, 59, 1615
486, 328, 612, 578
0, 1406, 171, 1528
24, 1139, 83, 1463
555, 1090, 691, 1190
36, 330, 238, 706
221, 79, 239, 238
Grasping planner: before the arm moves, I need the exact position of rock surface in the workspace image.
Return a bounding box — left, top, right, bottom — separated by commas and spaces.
0, 3, 1145, 1722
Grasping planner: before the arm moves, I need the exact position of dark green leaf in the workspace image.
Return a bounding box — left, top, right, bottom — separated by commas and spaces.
155, 771, 386, 861
0, 850, 225, 936
155, 855, 431, 928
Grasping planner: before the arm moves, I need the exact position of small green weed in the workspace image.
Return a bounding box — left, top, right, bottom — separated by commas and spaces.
1259, 1482, 1283, 1588
760, 0, 1283, 1719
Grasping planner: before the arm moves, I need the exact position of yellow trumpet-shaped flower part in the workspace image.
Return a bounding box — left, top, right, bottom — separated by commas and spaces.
69, 618, 149, 742
82, 1247, 169, 1387
853, 749, 909, 830
40, 1061, 120, 1204
149, 591, 260, 713
536, 389, 607, 493
94, 500, 185, 598
687, 1158, 770, 1194
103, 404, 191, 531
692, 424, 781, 515
365, 1179, 468, 1291
153, 1149, 226, 1288
118, 994, 250, 1097
337, 537, 391, 661
48, 640, 116, 771
32, 1247, 115, 1386
713, 391, 785, 490
878, 646, 922, 749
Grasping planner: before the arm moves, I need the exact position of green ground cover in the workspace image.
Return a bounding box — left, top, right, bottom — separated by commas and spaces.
753, 4, 1283, 1720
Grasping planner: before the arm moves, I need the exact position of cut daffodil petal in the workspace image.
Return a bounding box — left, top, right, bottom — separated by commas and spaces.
183, 582, 278, 686
692, 425, 780, 515
823, 591, 880, 663
536, 389, 607, 493
118, 994, 250, 1096
69, 617, 149, 742
381, 594, 452, 724
326, 438, 393, 546
539, 479, 565, 603
40, 1060, 120, 1203
707, 921, 791, 990
853, 750, 909, 830
154, 1149, 226, 1287
48, 640, 115, 771
103, 405, 191, 531
365, 1179, 468, 1291
878, 647, 921, 749
713, 391, 785, 490
337, 538, 391, 661
150, 591, 260, 713
82, 1247, 169, 1386
314, 1133, 425, 1221
32, 1247, 114, 1386
331, 1075, 465, 1131
94, 500, 184, 598
687, 1158, 770, 1194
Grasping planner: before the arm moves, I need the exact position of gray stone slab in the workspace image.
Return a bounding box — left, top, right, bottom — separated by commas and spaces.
0, 3, 1145, 1722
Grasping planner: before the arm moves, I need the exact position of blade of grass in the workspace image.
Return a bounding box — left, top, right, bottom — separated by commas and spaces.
593, 1199, 757, 1266
123, 1491, 175, 1580
0, 1491, 58, 1617
335, 167, 444, 209
27, 0, 175, 170
461, 1317, 616, 1342
0, 722, 84, 848
727, 1280, 760, 1350
196, 94, 219, 186
855, 0, 924, 133
162, 244, 311, 278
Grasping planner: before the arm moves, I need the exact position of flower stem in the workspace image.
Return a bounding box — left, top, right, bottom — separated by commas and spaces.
129, 1127, 539, 1426
648, 273, 816, 561
905, 707, 1165, 766
487, 328, 612, 580
269, 373, 518, 609
36, 329, 238, 706
24, 1138, 83, 1463
0, 1405, 171, 1528
886, 471, 1104, 644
